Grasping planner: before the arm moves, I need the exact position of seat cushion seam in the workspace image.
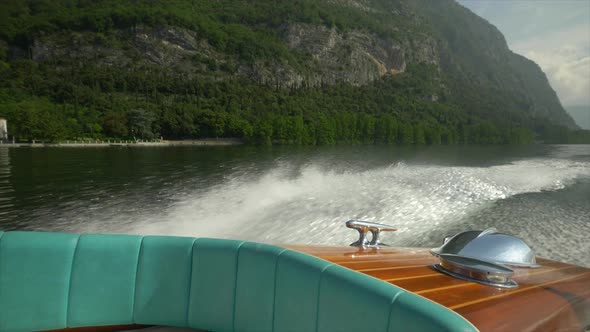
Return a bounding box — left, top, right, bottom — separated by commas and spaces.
385, 290, 406, 332
184, 237, 198, 327
65, 234, 81, 327
131, 236, 145, 324
271, 248, 288, 332
315, 263, 333, 332
232, 241, 246, 332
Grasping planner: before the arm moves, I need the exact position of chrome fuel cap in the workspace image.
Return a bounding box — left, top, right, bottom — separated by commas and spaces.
430, 228, 540, 268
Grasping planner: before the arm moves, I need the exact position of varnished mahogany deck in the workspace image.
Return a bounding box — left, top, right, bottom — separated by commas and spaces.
287, 245, 590, 332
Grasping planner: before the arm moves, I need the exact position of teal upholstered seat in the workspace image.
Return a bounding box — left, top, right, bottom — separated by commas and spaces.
0, 231, 78, 331
273, 250, 331, 332
188, 238, 244, 331
69, 234, 143, 326
135, 236, 196, 327
0, 231, 477, 332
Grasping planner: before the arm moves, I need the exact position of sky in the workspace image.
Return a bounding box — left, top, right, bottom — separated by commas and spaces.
457, 0, 590, 107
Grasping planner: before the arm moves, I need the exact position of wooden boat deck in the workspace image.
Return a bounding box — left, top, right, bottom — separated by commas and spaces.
287, 245, 590, 332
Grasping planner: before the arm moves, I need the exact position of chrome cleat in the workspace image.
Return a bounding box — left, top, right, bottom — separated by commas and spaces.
346, 220, 397, 247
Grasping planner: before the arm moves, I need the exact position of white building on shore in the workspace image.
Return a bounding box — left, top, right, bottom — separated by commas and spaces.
0, 118, 7, 141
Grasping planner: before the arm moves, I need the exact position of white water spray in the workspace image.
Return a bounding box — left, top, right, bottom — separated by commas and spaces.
132, 158, 590, 253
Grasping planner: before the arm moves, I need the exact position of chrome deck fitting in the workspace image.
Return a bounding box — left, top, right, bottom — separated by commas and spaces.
430, 227, 540, 268
430, 228, 541, 288
346, 220, 397, 247
433, 254, 518, 288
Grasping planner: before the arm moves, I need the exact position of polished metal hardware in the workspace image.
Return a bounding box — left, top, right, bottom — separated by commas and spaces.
431, 227, 539, 268
432, 254, 518, 288
346, 220, 397, 247
430, 227, 541, 288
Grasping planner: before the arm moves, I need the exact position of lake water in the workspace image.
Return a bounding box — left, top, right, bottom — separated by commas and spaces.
0, 144, 589, 267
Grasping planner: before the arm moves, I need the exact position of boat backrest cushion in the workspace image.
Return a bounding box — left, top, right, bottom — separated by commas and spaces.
273, 250, 331, 332
68, 234, 143, 327
0, 231, 477, 332
389, 292, 474, 332
317, 264, 401, 332
0, 231, 78, 331
135, 236, 195, 327
188, 238, 243, 331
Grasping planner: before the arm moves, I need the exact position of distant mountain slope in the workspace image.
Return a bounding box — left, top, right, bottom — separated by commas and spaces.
407, 0, 576, 128
0, 0, 585, 144
567, 106, 590, 130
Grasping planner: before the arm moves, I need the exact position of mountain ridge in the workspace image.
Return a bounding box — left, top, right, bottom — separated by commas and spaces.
0, 0, 587, 144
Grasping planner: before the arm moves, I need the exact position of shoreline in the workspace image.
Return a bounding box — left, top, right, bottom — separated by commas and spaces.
0, 138, 244, 148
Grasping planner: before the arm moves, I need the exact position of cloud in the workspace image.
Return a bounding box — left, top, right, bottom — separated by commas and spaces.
513, 24, 590, 106
458, 0, 590, 106
529, 52, 589, 106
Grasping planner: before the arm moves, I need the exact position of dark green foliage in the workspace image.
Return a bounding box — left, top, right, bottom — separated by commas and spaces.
103, 112, 128, 138
128, 108, 155, 139
0, 0, 586, 144
0, 63, 544, 144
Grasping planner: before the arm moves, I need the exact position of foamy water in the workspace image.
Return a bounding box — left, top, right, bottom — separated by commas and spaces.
127, 157, 590, 266
1, 145, 589, 266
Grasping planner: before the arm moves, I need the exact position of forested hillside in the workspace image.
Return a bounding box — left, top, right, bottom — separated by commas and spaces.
0, 0, 588, 144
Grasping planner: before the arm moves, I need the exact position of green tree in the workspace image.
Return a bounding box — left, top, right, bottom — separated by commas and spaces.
399, 122, 414, 144
103, 112, 129, 138
128, 108, 155, 140
414, 124, 426, 145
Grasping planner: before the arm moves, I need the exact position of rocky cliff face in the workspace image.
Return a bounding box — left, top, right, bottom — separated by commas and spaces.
282, 23, 438, 87
27, 22, 439, 90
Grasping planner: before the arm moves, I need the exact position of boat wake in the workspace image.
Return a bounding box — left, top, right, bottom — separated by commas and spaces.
131, 158, 589, 267
6, 146, 589, 267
